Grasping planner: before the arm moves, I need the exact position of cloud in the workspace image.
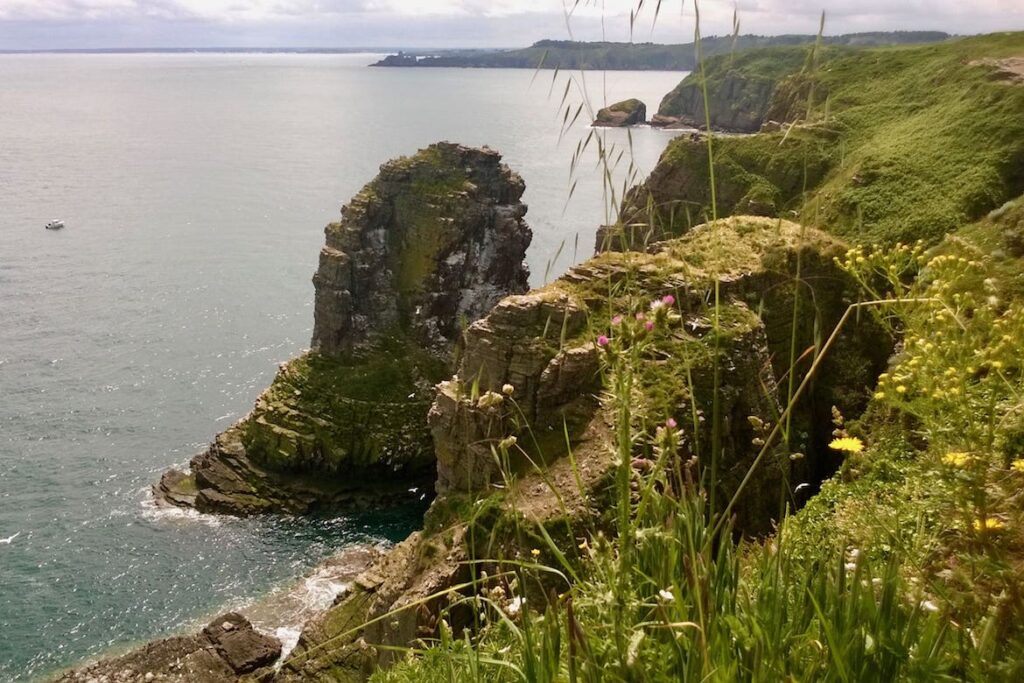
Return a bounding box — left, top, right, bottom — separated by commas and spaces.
0, 0, 1021, 49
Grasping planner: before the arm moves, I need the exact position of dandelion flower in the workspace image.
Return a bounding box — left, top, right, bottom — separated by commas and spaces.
941, 452, 971, 467
1011, 459, 1024, 473
829, 437, 865, 453
973, 517, 1006, 533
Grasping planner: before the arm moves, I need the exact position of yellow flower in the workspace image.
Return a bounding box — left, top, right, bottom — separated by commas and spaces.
896, 385, 908, 395
531, 548, 541, 558
1011, 459, 1024, 473
973, 517, 1006, 533
829, 437, 865, 454
874, 391, 886, 400
942, 452, 972, 467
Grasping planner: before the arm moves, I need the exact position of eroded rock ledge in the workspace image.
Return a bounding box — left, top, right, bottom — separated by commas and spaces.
275, 216, 890, 681
155, 143, 532, 516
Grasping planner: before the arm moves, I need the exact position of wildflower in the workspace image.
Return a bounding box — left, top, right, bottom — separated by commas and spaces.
498, 436, 518, 450
645, 321, 655, 332
874, 391, 886, 400
1011, 459, 1024, 473
992, 360, 1004, 370
920, 600, 939, 613
531, 548, 541, 558
666, 417, 678, 429
658, 589, 674, 603
662, 294, 675, 306
597, 335, 610, 347
506, 596, 524, 616
477, 391, 504, 409
501, 383, 515, 396
635, 312, 646, 321
829, 437, 865, 454
611, 315, 623, 325
941, 452, 972, 467
896, 385, 908, 394
973, 517, 1006, 533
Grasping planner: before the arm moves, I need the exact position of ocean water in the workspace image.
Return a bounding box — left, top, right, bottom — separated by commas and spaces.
0, 53, 684, 678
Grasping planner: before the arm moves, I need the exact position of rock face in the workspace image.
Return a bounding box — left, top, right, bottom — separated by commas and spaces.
55, 613, 281, 682
275, 216, 890, 682
592, 98, 647, 127
155, 143, 532, 516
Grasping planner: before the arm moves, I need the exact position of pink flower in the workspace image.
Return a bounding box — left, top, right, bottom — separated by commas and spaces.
645, 321, 655, 332
611, 315, 623, 325
662, 294, 675, 306
635, 312, 646, 321
597, 335, 610, 347
666, 417, 678, 429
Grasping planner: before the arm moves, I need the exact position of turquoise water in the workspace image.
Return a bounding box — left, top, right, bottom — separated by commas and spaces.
0, 53, 683, 678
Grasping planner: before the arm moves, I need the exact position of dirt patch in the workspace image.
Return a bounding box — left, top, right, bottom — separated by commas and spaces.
972, 57, 1024, 84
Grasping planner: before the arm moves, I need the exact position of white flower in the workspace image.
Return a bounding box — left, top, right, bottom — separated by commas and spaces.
658, 589, 674, 603
502, 383, 515, 396
920, 600, 939, 613
506, 596, 525, 616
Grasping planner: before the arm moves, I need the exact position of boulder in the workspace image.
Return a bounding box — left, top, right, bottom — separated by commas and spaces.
54, 613, 281, 682
592, 98, 647, 127
154, 143, 532, 516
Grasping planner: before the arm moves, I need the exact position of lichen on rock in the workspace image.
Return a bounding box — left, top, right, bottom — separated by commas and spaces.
155, 143, 532, 516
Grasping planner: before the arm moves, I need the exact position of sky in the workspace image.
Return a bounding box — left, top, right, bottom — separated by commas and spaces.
0, 0, 1022, 50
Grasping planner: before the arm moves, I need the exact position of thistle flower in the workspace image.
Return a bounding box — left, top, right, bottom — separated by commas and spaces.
666, 417, 677, 429
597, 335, 610, 347
645, 321, 655, 332
611, 315, 623, 325
829, 437, 865, 453
662, 294, 675, 306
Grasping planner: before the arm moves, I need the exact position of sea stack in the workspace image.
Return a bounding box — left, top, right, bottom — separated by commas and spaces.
155, 143, 532, 516
592, 98, 647, 127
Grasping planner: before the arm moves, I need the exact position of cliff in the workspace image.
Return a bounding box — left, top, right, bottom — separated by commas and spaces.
275, 216, 888, 680
607, 33, 1024, 250
155, 143, 531, 516
592, 98, 647, 127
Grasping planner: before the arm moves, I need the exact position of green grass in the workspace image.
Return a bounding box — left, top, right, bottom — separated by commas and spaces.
635, 33, 1024, 247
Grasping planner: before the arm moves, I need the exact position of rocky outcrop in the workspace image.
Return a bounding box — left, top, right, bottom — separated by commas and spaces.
593, 98, 647, 127
656, 47, 811, 133
272, 216, 890, 681
56, 613, 281, 683
155, 143, 531, 516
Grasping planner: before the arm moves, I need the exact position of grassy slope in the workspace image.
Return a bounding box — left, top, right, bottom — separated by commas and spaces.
638, 33, 1024, 247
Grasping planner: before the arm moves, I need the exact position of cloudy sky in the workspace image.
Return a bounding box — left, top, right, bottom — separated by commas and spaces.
1, 0, 1022, 50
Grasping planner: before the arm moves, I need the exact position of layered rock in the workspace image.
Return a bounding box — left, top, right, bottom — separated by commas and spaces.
592, 98, 647, 127
156, 143, 531, 516
56, 613, 281, 682
276, 216, 890, 681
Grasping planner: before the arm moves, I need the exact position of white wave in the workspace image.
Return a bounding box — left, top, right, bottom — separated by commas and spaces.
139, 494, 223, 528
275, 626, 303, 664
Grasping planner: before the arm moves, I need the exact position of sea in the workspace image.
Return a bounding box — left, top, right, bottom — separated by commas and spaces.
0, 52, 684, 679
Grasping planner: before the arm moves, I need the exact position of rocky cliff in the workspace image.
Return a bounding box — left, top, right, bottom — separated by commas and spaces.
156, 143, 531, 516
275, 216, 889, 681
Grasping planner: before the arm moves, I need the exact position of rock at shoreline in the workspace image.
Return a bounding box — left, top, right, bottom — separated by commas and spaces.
55, 613, 281, 682
154, 143, 531, 516
592, 98, 647, 127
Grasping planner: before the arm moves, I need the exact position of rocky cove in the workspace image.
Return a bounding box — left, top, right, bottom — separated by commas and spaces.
53, 32, 1024, 682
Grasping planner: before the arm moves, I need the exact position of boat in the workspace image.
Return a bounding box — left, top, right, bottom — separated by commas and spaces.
45, 220, 65, 230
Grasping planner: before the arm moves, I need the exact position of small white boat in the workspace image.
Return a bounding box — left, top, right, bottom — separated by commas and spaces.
45, 220, 65, 230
